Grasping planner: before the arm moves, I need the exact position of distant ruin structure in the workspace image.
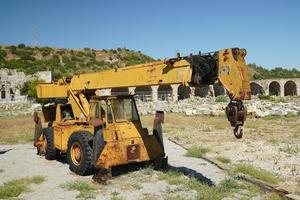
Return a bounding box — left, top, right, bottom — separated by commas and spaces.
1, 66, 299, 104
0, 69, 51, 103
102, 78, 300, 102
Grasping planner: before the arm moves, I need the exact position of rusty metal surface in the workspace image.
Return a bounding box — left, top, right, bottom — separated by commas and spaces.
127, 144, 140, 161
88, 118, 104, 127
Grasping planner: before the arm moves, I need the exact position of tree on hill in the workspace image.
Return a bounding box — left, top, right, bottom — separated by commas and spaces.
248, 63, 300, 80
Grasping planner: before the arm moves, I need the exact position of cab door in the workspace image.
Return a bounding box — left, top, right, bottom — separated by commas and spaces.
103, 100, 117, 141
53, 104, 63, 150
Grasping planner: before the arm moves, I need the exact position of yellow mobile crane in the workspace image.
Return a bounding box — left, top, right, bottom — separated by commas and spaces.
34, 48, 250, 176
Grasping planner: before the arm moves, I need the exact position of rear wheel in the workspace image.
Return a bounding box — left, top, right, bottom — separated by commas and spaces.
67, 132, 93, 175
43, 127, 57, 160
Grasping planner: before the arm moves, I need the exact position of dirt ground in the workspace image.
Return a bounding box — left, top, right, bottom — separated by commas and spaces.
140, 113, 300, 194
0, 111, 299, 199
0, 140, 229, 200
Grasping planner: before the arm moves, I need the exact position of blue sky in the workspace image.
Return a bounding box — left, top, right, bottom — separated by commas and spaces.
0, 0, 299, 69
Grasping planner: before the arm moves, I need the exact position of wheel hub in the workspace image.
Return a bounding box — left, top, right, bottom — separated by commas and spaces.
71, 142, 82, 166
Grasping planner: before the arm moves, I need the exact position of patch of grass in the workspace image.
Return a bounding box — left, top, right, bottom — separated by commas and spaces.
233, 164, 280, 184
159, 169, 240, 200
216, 156, 231, 164
264, 192, 283, 200
110, 190, 124, 200
279, 144, 300, 154
258, 94, 271, 100
158, 170, 186, 185
187, 177, 240, 200
240, 183, 261, 198
0, 169, 4, 173
185, 146, 210, 158
61, 180, 97, 200
268, 138, 279, 145
132, 183, 142, 190
141, 166, 155, 176
0, 176, 46, 199
215, 96, 228, 102
270, 97, 286, 103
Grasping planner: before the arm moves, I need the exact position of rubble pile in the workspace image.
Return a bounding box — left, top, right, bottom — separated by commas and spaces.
136, 97, 300, 118
0, 103, 40, 117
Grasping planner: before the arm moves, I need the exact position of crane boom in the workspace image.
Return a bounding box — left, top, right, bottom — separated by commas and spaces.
37, 48, 250, 100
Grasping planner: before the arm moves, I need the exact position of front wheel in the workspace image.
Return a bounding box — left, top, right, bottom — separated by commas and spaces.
67, 132, 93, 175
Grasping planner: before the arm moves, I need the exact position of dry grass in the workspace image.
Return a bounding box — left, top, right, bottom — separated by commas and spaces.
140, 113, 300, 145
0, 114, 34, 144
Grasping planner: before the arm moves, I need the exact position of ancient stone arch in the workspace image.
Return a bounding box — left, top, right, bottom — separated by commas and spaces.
111, 87, 129, 95
284, 80, 297, 96
269, 81, 281, 96
195, 85, 209, 97
178, 85, 191, 100
135, 86, 152, 102
158, 85, 172, 101
250, 82, 264, 95
213, 83, 225, 96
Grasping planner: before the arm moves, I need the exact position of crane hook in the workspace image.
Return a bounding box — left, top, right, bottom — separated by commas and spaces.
233, 125, 243, 139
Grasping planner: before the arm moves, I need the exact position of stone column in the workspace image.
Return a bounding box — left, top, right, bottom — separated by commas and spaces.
128, 87, 136, 95
171, 84, 180, 102
190, 86, 195, 99
151, 85, 159, 103
15, 88, 20, 96
5, 87, 10, 101
209, 85, 215, 97
279, 82, 284, 97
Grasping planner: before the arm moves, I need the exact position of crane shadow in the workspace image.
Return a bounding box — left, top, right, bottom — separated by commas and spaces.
168, 165, 215, 186
110, 163, 214, 186
0, 149, 12, 155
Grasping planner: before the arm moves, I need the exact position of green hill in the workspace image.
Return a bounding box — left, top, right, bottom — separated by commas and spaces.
0, 44, 154, 80
0, 44, 299, 81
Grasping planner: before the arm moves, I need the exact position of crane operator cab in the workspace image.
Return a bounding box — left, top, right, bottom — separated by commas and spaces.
89, 95, 167, 174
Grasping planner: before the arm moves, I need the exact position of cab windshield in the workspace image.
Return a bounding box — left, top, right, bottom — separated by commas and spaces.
110, 98, 139, 122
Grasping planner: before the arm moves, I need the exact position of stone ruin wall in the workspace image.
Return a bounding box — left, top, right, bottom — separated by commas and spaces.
0, 68, 51, 103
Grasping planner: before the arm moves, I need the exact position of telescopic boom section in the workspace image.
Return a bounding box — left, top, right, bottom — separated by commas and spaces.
36, 48, 251, 138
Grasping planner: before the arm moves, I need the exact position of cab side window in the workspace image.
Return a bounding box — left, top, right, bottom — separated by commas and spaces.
99, 100, 106, 120
107, 105, 113, 123
90, 102, 99, 119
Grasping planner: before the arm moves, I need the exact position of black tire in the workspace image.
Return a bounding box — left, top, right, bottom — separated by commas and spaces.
43, 127, 57, 160
67, 132, 93, 175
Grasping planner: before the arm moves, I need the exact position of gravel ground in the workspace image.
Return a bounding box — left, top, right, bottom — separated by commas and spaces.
0, 139, 227, 200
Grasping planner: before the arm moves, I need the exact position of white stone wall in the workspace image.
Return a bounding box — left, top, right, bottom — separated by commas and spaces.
0, 68, 52, 103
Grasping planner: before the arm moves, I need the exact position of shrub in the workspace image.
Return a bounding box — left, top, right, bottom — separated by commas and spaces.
0, 50, 7, 60
21, 79, 44, 98
17, 43, 26, 48
258, 94, 271, 100
9, 46, 17, 54
215, 95, 228, 102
